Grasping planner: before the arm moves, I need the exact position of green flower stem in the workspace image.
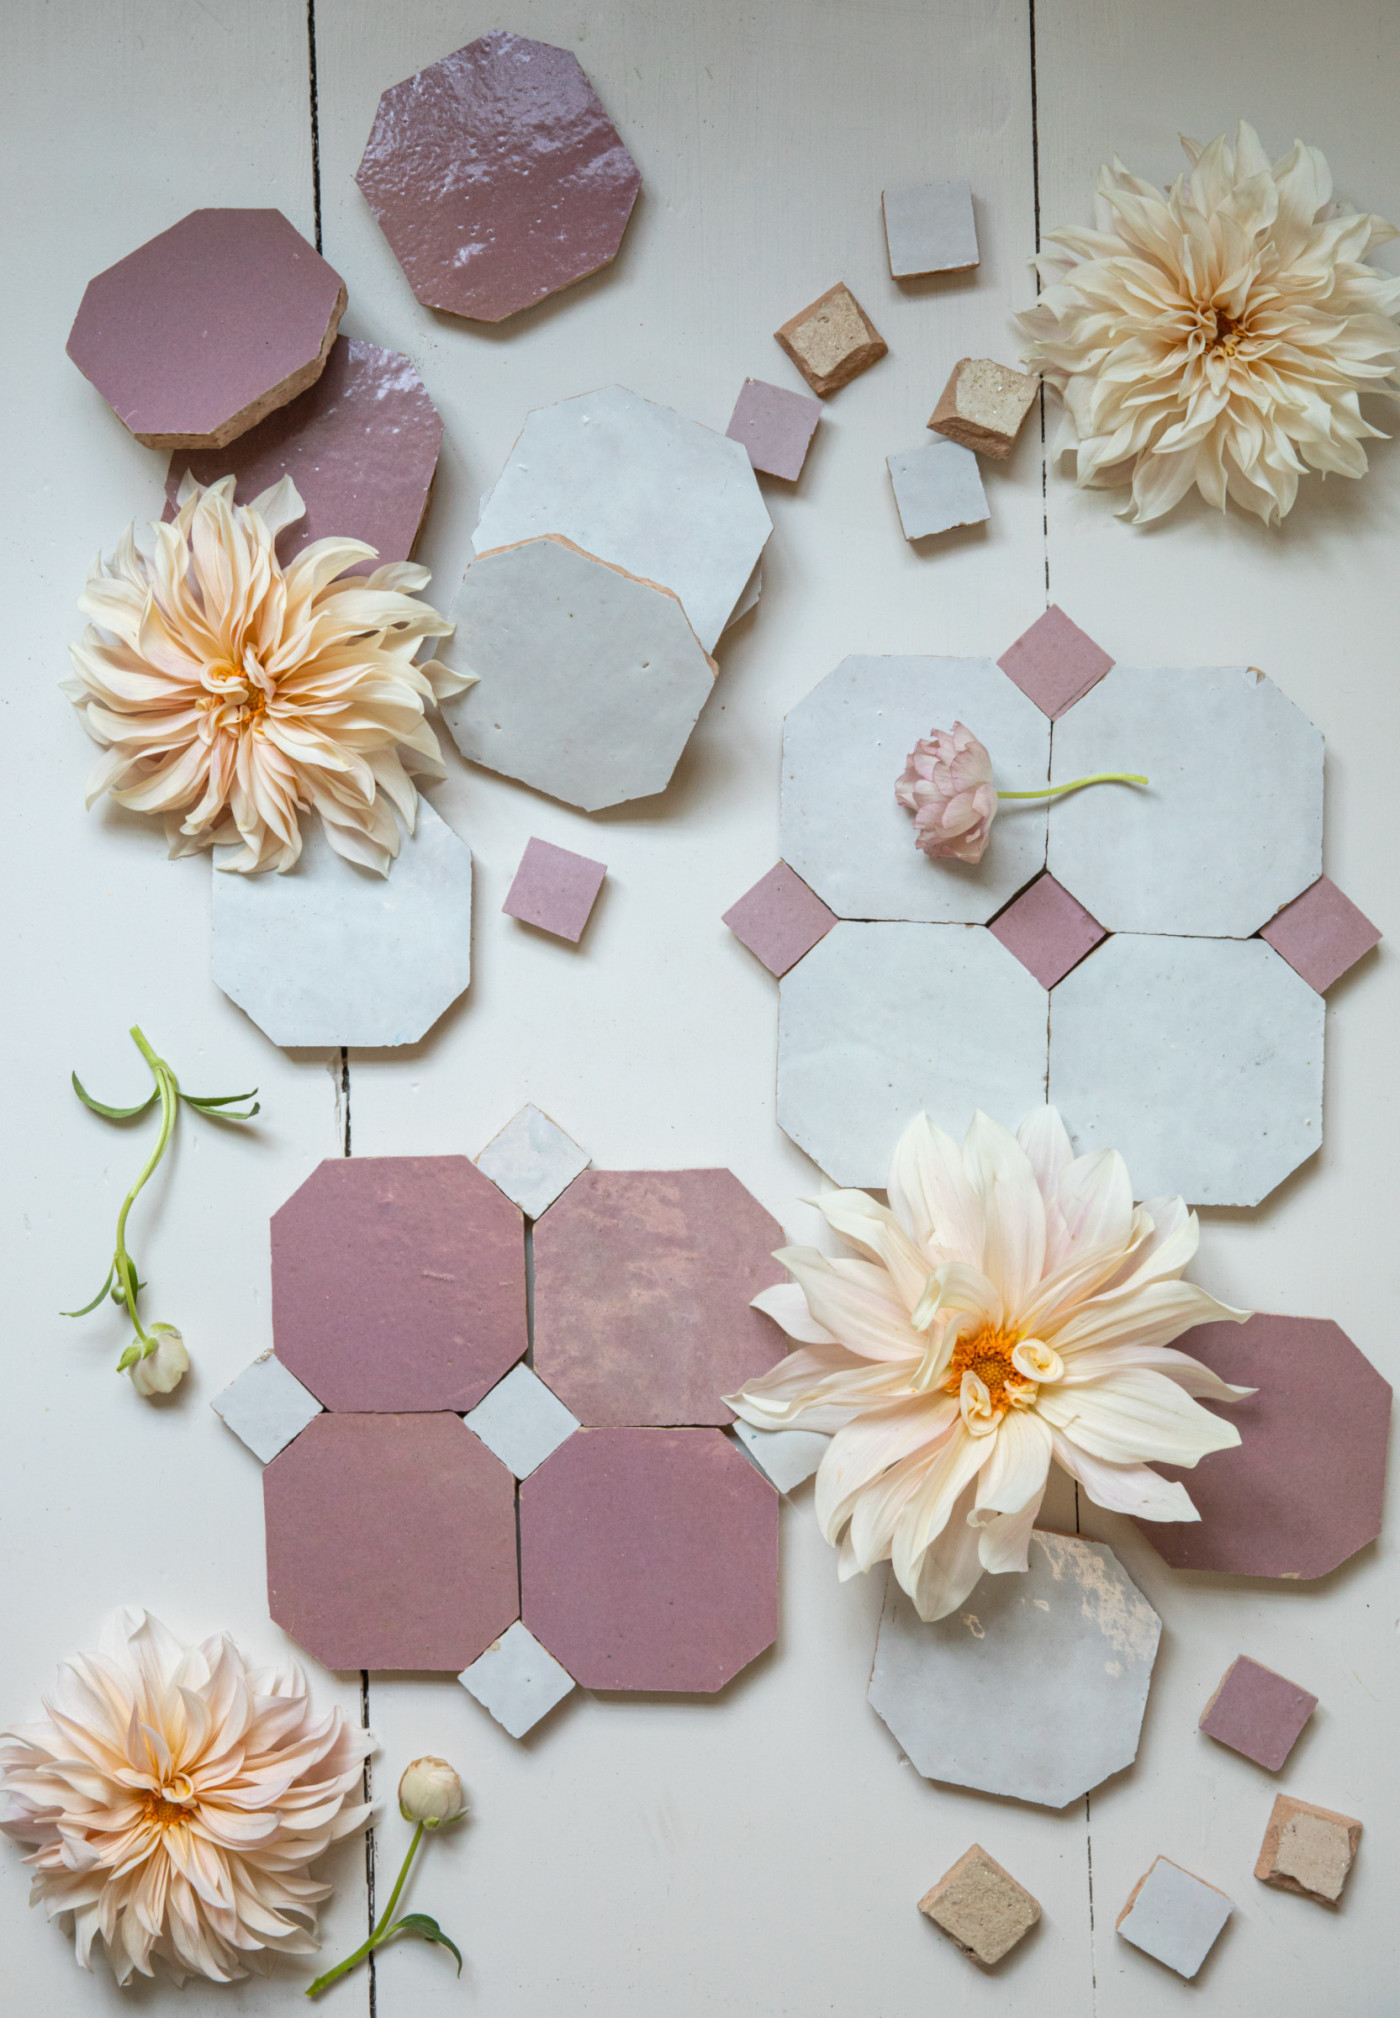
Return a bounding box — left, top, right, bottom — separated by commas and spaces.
997, 771, 1149, 800
305, 1823, 425, 2000
114, 1029, 177, 1352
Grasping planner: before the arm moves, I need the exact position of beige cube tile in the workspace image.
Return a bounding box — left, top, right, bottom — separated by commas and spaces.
928, 356, 1038, 458
775, 283, 887, 396
1256, 1794, 1362, 1903
918, 1844, 1041, 1966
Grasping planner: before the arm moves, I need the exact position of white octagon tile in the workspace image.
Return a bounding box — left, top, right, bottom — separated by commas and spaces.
211, 1351, 321, 1464
731, 1422, 829, 1493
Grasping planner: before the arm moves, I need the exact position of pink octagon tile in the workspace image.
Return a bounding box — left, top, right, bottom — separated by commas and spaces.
726, 378, 822, 481
998, 606, 1113, 720
532, 1169, 787, 1425
989, 872, 1107, 989
724, 862, 837, 977
271, 1156, 526, 1412
1137, 1315, 1391, 1579
356, 32, 641, 324
163, 337, 442, 574
68, 208, 346, 449
1199, 1655, 1317, 1772
1260, 875, 1382, 993
502, 837, 607, 944
265, 1412, 518, 1671
520, 1428, 778, 1690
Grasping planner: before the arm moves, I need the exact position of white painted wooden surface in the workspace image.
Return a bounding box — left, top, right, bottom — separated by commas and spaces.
3, 1, 1395, 2011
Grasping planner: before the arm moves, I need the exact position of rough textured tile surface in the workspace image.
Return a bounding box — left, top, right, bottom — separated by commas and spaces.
731, 1422, 829, 1493
464, 1363, 580, 1480
726, 378, 821, 480
887, 438, 989, 539
470, 386, 771, 653
532, 1169, 786, 1426
475, 1104, 590, 1220
781, 657, 1050, 923
1139, 1315, 1391, 1579
1256, 1794, 1362, 1902
989, 873, 1106, 989
778, 922, 1050, 1188
1200, 1656, 1318, 1771
869, 1532, 1161, 1808
1048, 933, 1323, 1207
774, 282, 888, 396
1048, 665, 1323, 938
211, 800, 473, 1049
928, 357, 1038, 459
271, 1155, 526, 1413
1260, 875, 1382, 992
998, 607, 1113, 719
211, 1351, 321, 1465
520, 1428, 779, 1691
355, 32, 640, 323
502, 836, 607, 942
458, 1621, 576, 1740
264, 1412, 518, 1672
68, 208, 345, 449
164, 337, 442, 573
1116, 1857, 1232, 1978
723, 863, 837, 977
918, 1845, 1040, 1967
883, 180, 978, 276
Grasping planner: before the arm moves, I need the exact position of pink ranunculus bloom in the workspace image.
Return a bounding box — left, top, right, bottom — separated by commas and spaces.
894, 722, 998, 863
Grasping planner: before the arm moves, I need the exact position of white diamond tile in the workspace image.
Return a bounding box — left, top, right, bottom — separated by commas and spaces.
459, 1620, 576, 1739
211, 1351, 321, 1464
464, 1362, 580, 1479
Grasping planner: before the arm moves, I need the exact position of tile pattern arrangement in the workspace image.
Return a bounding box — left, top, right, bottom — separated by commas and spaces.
917, 1845, 1040, 1967
1116, 1857, 1233, 1979
1255, 1795, 1362, 1903
1199, 1656, 1318, 1772
502, 837, 607, 943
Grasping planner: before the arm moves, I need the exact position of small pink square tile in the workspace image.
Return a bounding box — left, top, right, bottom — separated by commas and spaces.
726, 379, 821, 481
1199, 1655, 1317, 1772
503, 837, 606, 944
998, 606, 1113, 719
989, 873, 1106, 989
1260, 876, 1381, 993
723, 863, 836, 977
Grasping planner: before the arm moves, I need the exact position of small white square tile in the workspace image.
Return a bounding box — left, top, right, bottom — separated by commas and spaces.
882, 180, 978, 276
464, 1362, 579, 1478
211, 1350, 321, 1463
887, 439, 988, 540
459, 1621, 576, 1739
476, 1103, 590, 1220
732, 1421, 829, 1493
1117, 1857, 1232, 1979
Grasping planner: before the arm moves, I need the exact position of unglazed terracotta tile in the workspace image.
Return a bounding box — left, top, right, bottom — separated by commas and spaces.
989, 873, 1107, 989
464, 1363, 579, 1480
68, 208, 345, 449
868, 1533, 1161, 1808
1199, 1655, 1317, 1771
775, 283, 888, 396
502, 837, 607, 942
1255, 1794, 1362, 1903
211, 1351, 321, 1465
264, 1413, 518, 1672
725, 378, 821, 480
1138, 1315, 1391, 1580
164, 337, 442, 573
731, 1422, 829, 1493
722, 863, 836, 978
883, 180, 978, 277
998, 606, 1113, 719
520, 1428, 778, 1691
475, 1103, 590, 1220
458, 1621, 576, 1740
532, 1169, 786, 1426
1116, 1858, 1232, 1978
918, 1846, 1040, 1967
356, 32, 640, 323
1260, 875, 1382, 993
271, 1155, 526, 1413
887, 438, 989, 539
928, 358, 1038, 459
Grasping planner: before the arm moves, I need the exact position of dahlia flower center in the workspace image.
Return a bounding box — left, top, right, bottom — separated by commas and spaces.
1197, 302, 1251, 357
142, 1785, 194, 1831
944, 1322, 1034, 1412
198, 660, 273, 736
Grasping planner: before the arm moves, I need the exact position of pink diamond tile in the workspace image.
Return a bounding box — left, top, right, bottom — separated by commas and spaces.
265, 1412, 518, 1671
520, 1428, 778, 1690
1200, 1655, 1317, 1772
724, 863, 836, 977
503, 838, 607, 944
356, 32, 641, 323
989, 872, 1106, 988
163, 337, 442, 574
68, 208, 345, 449
726, 378, 822, 481
532, 1169, 786, 1425
271, 1156, 526, 1412
1138, 1315, 1391, 1579
1260, 875, 1381, 993
998, 606, 1113, 720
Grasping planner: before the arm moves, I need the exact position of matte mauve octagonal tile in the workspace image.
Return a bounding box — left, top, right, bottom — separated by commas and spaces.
265, 1412, 518, 1672
271, 1155, 526, 1412
531, 1169, 786, 1426
356, 32, 640, 324
520, 1428, 779, 1691
68, 208, 345, 449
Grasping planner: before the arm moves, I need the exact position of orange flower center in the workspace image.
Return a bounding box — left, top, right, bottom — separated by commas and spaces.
943, 1322, 1034, 1413
1203, 304, 1249, 356
142, 1789, 192, 1831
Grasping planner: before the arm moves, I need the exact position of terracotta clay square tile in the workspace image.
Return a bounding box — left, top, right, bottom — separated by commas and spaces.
520, 1428, 778, 1691
1116, 1857, 1232, 1979
271, 1155, 526, 1413
532, 1168, 786, 1426
1256, 1794, 1362, 1903
1200, 1655, 1317, 1771
918, 1845, 1040, 1967
929, 357, 1038, 460
502, 837, 607, 943
1260, 875, 1382, 993
264, 1413, 518, 1672
723, 863, 836, 978
775, 282, 887, 397
725, 378, 821, 480
989, 873, 1106, 989
68, 208, 345, 450
998, 606, 1113, 719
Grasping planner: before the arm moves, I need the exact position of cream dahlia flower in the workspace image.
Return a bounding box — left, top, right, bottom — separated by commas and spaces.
65, 475, 472, 873
1019, 123, 1400, 523
0, 1610, 371, 1985
729, 1110, 1251, 1621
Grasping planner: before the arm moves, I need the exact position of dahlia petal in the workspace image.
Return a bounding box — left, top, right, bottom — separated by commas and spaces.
973, 1408, 1053, 1514
971, 1487, 1045, 1574
907, 1482, 986, 1622
1049, 1429, 1200, 1521
886, 1112, 985, 1268
1035, 1367, 1242, 1466
750, 1280, 837, 1346
961, 1111, 1046, 1309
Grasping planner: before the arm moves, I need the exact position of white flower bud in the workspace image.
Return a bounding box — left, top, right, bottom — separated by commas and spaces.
128, 1325, 189, 1398
398, 1756, 467, 1829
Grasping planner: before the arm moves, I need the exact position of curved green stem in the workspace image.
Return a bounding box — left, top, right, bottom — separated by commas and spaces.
113, 1030, 178, 1350
997, 771, 1148, 801
305, 1823, 425, 1999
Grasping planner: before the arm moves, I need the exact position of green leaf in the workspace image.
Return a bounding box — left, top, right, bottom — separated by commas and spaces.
115, 1342, 142, 1372
62, 1262, 117, 1318
182, 1088, 259, 1109
388, 1915, 462, 1976
72, 1072, 158, 1122
183, 1093, 261, 1120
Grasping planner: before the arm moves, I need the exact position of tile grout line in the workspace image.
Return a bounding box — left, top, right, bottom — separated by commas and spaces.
306, 0, 323, 254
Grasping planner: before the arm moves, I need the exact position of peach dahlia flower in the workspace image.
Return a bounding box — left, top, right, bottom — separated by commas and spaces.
0, 1611, 370, 1985
65, 475, 471, 873
730, 1110, 1250, 1621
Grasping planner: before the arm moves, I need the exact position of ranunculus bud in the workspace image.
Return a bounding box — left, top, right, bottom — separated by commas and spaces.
895, 722, 997, 863
127, 1324, 189, 1398
398, 1756, 467, 1829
